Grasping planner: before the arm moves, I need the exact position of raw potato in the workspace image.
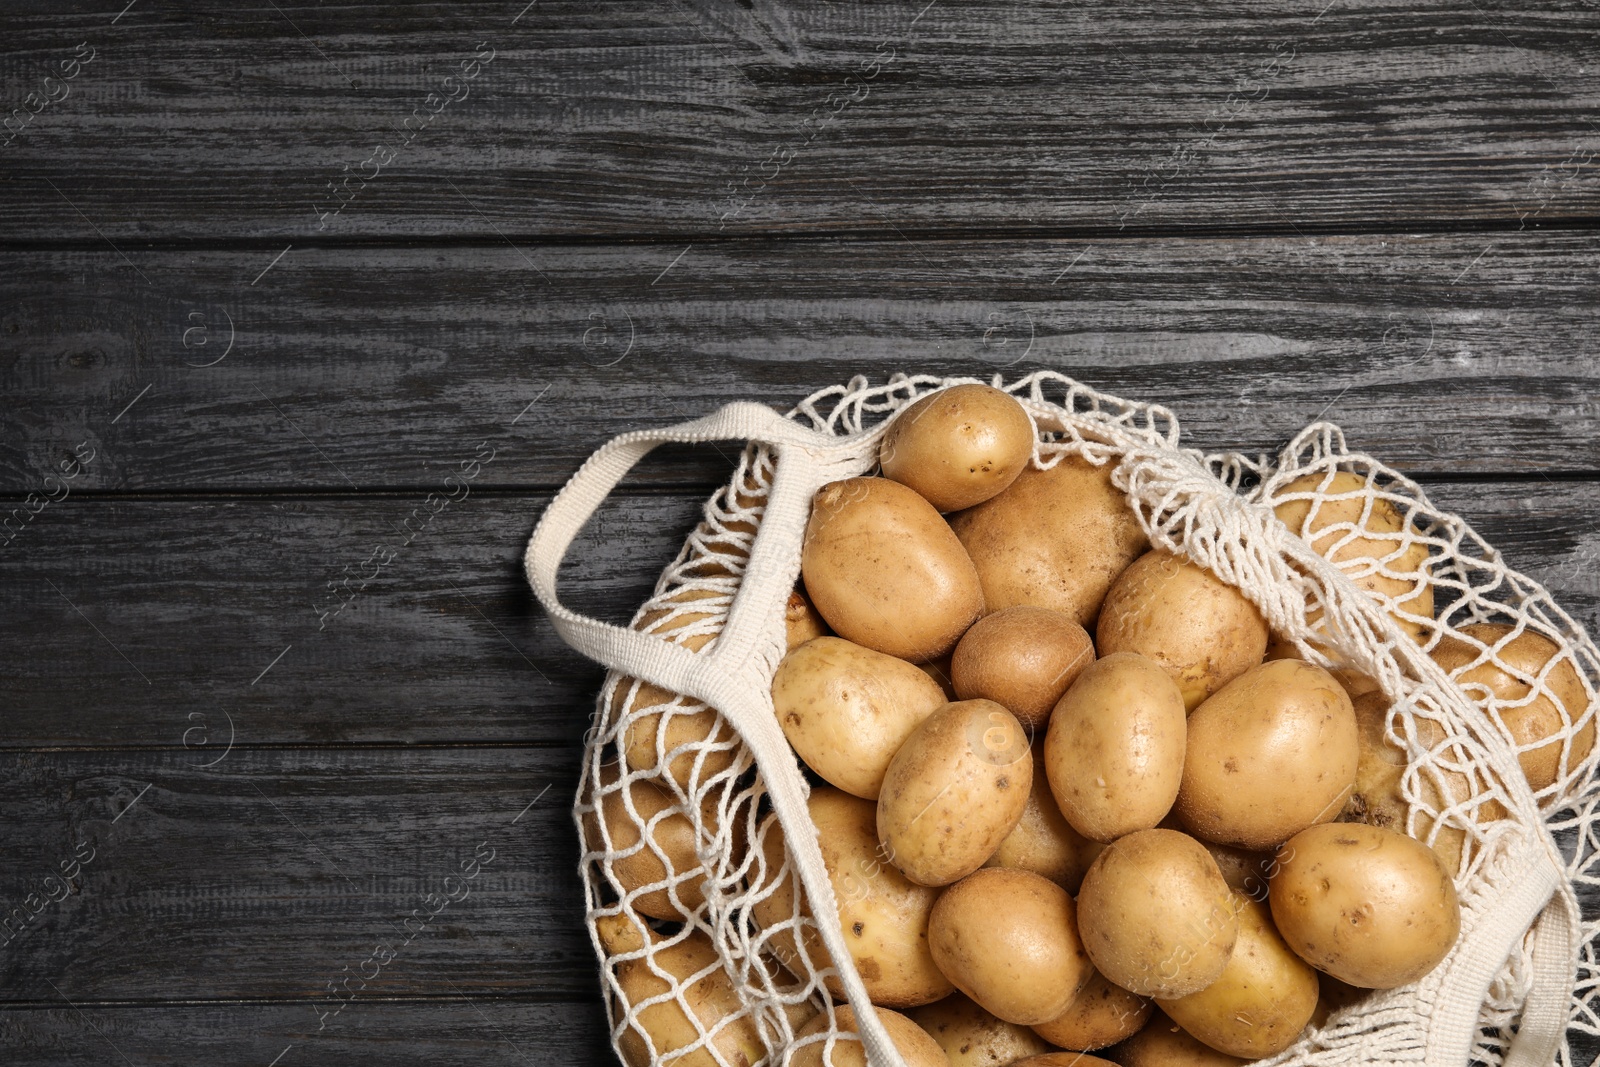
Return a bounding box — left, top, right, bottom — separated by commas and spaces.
952, 606, 1096, 729
750, 789, 953, 1007
792, 1005, 950, 1067
949, 455, 1149, 628
1431, 621, 1595, 791
1176, 660, 1359, 849
1269, 823, 1461, 989
1115, 1011, 1250, 1066
596, 914, 765, 1067
908, 992, 1053, 1067
984, 742, 1104, 893
1272, 470, 1434, 639
787, 585, 831, 650
1265, 636, 1381, 702
1156, 893, 1318, 1059
772, 637, 949, 799
1031, 967, 1151, 1051
1076, 829, 1238, 999
1013, 1055, 1117, 1067
803, 477, 985, 661
1096, 550, 1269, 712
1045, 652, 1187, 842
928, 867, 1093, 1026
880, 384, 1036, 512
879, 699, 1033, 886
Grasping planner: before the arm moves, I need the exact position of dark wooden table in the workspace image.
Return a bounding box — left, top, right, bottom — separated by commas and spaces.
2, 2, 1598, 1064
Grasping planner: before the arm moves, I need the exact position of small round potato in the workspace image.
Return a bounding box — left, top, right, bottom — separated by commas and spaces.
908, 992, 1053, 1067
1030, 966, 1151, 1051
1096, 550, 1269, 712
1431, 621, 1595, 792
1176, 660, 1359, 849
1076, 829, 1238, 999
1045, 652, 1187, 842
949, 455, 1149, 627
772, 637, 949, 799
786, 584, 831, 650
750, 789, 953, 1007
1269, 822, 1461, 989
952, 605, 1096, 729
928, 867, 1093, 1026
1115, 1011, 1250, 1066
792, 1005, 949, 1067
1156, 893, 1318, 1059
1272, 470, 1434, 639
879, 699, 1033, 886
880, 384, 1036, 512
802, 477, 985, 662
984, 742, 1104, 893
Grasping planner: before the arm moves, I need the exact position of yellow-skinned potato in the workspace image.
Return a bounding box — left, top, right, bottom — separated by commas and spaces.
984, 742, 1104, 893
750, 790, 953, 1007
803, 477, 985, 661
1156, 893, 1317, 1059
1031, 967, 1150, 1051
949, 455, 1149, 628
1431, 621, 1595, 792
952, 606, 1096, 730
1076, 829, 1238, 999
1265, 635, 1382, 702
1097, 550, 1269, 712
1045, 652, 1187, 843
1269, 823, 1461, 989
928, 867, 1093, 1026
772, 637, 948, 799
792, 1005, 950, 1067
909, 992, 1053, 1067
597, 914, 766, 1067
879, 699, 1032, 886
880, 384, 1036, 512
1176, 660, 1359, 849
1272, 470, 1434, 639
787, 584, 831, 650
1114, 1011, 1250, 1066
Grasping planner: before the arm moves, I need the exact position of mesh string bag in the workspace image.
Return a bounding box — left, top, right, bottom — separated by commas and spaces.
525, 371, 1600, 1067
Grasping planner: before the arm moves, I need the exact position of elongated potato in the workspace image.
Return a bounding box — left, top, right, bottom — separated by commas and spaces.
1115, 1011, 1250, 1066
1046, 652, 1187, 843
803, 477, 985, 661
1031, 967, 1150, 1051
952, 605, 1096, 730
909, 992, 1053, 1067
793, 1005, 950, 1067
985, 742, 1104, 893
772, 637, 948, 799
950, 455, 1149, 627
880, 384, 1036, 512
879, 699, 1033, 886
1156, 893, 1318, 1059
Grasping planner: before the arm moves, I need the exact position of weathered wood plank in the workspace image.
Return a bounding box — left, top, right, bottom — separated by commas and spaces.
3, 233, 1600, 494
1, 481, 1597, 750
0, 1, 1596, 240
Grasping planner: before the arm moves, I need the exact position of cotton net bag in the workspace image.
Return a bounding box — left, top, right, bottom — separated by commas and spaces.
525, 371, 1600, 1067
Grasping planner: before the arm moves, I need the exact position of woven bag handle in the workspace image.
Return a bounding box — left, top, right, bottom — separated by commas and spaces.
526, 402, 910, 1067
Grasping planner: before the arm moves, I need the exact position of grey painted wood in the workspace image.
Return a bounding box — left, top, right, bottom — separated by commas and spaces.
4, 232, 1600, 495
1, 1, 1597, 241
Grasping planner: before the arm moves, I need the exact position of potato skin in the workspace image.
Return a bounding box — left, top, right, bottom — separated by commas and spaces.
928, 867, 1093, 1026
1096, 550, 1269, 712
879, 699, 1033, 887
1176, 660, 1359, 850
1114, 1010, 1250, 1066
772, 637, 949, 799
908, 992, 1053, 1067
949, 455, 1149, 628
793, 1005, 950, 1067
1031, 966, 1150, 1051
786, 585, 831, 650
1269, 823, 1461, 989
984, 742, 1104, 893
1045, 652, 1187, 843
1012, 1055, 1118, 1067
880, 384, 1036, 512
803, 476, 985, 661
1155, 893, 1318, 1059
1076, 829, 1238, 999
952, 605, 1096, 730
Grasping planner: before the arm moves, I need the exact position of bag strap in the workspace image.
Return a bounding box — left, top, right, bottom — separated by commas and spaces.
1502, 884, 1583, 1067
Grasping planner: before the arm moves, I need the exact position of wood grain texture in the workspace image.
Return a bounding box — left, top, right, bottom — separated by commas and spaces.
3, 231, 1600, 494
0, 1, 1597, 241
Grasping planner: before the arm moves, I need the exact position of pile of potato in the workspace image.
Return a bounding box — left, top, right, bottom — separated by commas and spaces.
595, 385, 1592, 1067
